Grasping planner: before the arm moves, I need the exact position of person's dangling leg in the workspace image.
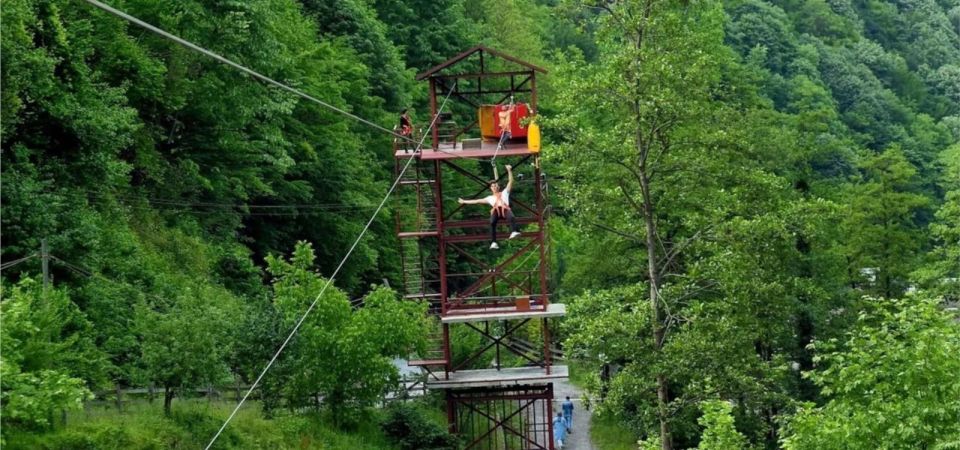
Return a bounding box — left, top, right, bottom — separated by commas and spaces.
497, 130, 511, 150
489, 212, 500, 249
507, 210, 520, 239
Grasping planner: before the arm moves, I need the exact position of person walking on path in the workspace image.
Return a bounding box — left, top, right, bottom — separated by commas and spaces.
553, 411, 567, 449
563, 396, 575, 433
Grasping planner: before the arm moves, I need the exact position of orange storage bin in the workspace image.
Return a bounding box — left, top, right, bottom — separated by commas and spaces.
479, 105, 498, 139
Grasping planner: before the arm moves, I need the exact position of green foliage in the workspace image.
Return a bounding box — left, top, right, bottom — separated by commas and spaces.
138, 283, 242, 414
372, 0, 476, 73
587, 412, 641, 450
300, 0, 412, 110
466, 0, 548, 62
781, 295, 960, 449
549, 0, 850, 446
914, 143, 960, 300
549, 0, 958, 446
696, 401, 750, 450
842, 146, 931, 298
264, 242, 429, 423
381, 403, 460, 450
637, 434, 663, 450
0, 279, 102, 434
3, 400, 395, 450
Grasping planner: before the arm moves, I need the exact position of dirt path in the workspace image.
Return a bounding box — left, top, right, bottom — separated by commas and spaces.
553, 378, 596, 450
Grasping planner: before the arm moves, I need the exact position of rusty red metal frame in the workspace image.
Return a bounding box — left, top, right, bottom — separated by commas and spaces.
397, 46, 557, 450
452, 319, 548, 371
448, 384, 555, 450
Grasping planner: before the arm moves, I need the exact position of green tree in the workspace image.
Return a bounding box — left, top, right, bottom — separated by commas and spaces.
842, 147, 930, 298
264, 242, 428, 425
138, 283, 242, 415
549, 0, 838, 446
781, 295, 960, 449
372, 0, 477, 71
299, 0, 413, 110
914, 143, 960, 301
696, 400, 750, 450
0, 278, 103, 435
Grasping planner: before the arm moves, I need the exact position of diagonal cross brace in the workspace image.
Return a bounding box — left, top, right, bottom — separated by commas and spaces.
450, 239, 540, 308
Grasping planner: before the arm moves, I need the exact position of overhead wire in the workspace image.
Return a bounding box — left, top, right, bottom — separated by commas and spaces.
80, 193, 381, 216
47, 255, 184, 310
79, 0, 417, 146
0, 254, 38, 271
78, 189, 382, 210
205, 83, 457, 450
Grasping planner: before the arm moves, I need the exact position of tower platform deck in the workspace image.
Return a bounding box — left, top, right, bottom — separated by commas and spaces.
441, 303, 565, 323
427, 365, 568, 389
395, 141, 536, 160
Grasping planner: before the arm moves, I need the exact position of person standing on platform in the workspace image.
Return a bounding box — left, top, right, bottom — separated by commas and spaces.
553, 411, 567, 449
457, 164, 521, 250
562, 396, 575, 433
496, 98, 516, 151
399, 109, 412, 136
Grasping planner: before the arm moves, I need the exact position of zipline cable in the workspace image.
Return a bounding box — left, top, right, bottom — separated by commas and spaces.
80, 0, 417, 145
205, 84, 456, 450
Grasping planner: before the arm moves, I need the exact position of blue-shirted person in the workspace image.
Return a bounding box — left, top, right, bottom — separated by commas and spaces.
553, 411, 567, 449
562, 396, 575, 432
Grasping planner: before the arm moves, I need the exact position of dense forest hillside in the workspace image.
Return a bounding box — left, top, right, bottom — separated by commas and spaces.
2, 0, 958, 449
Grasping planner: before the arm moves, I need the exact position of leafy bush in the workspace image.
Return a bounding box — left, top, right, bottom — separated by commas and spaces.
697, 400, 749, 450
4, 400, 393, 449
781, 295, 960, 449
381, 403, 459, 450
0, 278, 101, 437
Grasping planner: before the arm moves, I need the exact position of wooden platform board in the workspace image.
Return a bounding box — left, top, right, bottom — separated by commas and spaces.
395, 141, 537, 160
441, 303, 566, 324
426, 365, 568, 389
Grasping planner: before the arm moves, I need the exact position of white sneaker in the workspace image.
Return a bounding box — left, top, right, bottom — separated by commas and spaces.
509, 231, 521, 239
490, 242, 499, 250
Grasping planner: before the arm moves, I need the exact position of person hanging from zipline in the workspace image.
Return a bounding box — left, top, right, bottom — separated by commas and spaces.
458, 164, 521, 250
496, 97, 516, 151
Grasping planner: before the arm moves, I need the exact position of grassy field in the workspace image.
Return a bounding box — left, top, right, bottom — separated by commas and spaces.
567, 363, 640, 450
590, 413, 641, 450
4, 399, 397, 450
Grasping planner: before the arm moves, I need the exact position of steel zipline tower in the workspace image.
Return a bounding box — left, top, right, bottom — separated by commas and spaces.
393, 47, 567, 450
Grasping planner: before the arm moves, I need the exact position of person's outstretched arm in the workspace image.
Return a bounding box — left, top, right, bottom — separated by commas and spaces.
505, 165, 514, 193
458, 197, 487, 205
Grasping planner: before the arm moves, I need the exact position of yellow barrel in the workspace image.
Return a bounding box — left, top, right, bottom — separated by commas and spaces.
527, 121, 541, 153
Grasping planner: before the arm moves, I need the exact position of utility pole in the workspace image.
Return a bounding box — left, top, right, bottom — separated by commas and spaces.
41, 238, 50, 298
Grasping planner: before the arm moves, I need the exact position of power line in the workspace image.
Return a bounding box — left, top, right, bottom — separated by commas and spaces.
204, 84, 457, 450
81, 0, 524, 181
77, 188, 385, 210
47, 255, 183, 310
84, 195, 382, 216
0, 254, 37, 271
79, 0, 416, 145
